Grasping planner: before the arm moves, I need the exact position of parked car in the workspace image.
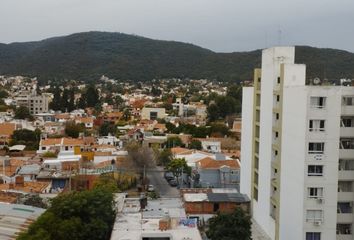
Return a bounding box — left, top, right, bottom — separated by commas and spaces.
168, 179, 178, 187
147, 185, 155, 192
164, 172, 174, 181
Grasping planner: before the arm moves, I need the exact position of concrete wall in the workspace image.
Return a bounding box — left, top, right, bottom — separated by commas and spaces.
240, 87, 254, 198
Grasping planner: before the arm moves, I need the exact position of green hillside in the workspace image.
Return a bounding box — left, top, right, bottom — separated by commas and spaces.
0, 31, 353, 83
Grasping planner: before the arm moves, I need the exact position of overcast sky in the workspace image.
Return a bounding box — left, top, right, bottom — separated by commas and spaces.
1, 0, 354, 52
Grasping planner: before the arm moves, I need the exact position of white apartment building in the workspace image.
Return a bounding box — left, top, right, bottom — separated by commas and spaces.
240, 46, 354, 240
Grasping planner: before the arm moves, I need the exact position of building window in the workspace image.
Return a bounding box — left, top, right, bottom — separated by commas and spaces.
309, 120, 325, 132
277, 77, 281, 84
308, 187, 323, 198
337, 202, 353, 214
308, 142, 325, 154
276, 113, 279, 120
342, 96, 354, 106
337, 224, 352, 235
340, 139, 354, 149
306, 232, 321, 240
310, 97, 326, 109
341, 118, 354, 127
338, 181, 353, 192
306, 210, 323, 222
150, 111, 158, 120
276, 95, 280, 102
308, 165, 323, 176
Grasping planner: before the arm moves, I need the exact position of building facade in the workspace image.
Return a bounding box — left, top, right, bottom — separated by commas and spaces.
240, 46, 354, 240
15, 91, 50, 114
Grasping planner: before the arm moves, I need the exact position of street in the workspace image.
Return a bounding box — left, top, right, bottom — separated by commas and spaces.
146, 166, 179, 198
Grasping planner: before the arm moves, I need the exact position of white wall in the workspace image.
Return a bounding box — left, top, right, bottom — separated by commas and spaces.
240, 87, 254, 198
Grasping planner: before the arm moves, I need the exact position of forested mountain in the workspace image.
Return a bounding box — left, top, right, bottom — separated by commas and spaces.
0, 31, 353, 83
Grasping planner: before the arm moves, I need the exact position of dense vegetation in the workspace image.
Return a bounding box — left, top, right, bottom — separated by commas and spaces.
1, 32, 353, 83
17, 186, 116, 240
206, 208, 252, 240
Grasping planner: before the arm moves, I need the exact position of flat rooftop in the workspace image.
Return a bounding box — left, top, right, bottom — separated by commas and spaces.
111, 197, 202, 240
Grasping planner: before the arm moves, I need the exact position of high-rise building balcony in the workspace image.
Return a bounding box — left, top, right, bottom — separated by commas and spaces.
336, 234, 353, 240
338, 160, 354, 181
337, 213, 353, 223
342, 105, 354, 116
340, 127, 354, 138
340, 149, 354, 160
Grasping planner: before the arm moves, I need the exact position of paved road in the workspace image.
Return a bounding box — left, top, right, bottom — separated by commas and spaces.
146, 166, 179, 198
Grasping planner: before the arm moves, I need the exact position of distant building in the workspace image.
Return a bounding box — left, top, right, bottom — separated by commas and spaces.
141, 107, 166, 120
195, 156, 240, 189
196, 138, 222, 153
15, 90, 50, 114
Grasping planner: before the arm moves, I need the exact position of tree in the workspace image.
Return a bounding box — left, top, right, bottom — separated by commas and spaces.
206, 208, 252, 240
11, 128, 41, 150
50, 87, 62, 111
0, 89, 9, 98
125, 141, 155, 174
210, 123, 230, 137
86, 85, 100, 108
207, 103, 220, 122
167, 158, 191, 185
60, 89, 70, 112
65, 122, 85, 138
189, 140, 202, 150
157, 148, 173, 166
17, 186, 116, 240
93, 174, 119, 193
122, 108, 131, 121
99, 122, 116, 136
165, 136, 183, 148
14, 106, 33, 120
67, 89, 76, 112
23, 194, 48, 209
227, 84, 242, 101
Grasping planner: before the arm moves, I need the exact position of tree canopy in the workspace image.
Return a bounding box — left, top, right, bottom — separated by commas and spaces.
11, 128, 41, 150
17, 186, 116, 240
206, 208, 252, 240
14, 106, 33, 120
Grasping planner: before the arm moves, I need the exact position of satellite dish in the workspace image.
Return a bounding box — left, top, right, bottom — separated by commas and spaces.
313, 77, 321, 85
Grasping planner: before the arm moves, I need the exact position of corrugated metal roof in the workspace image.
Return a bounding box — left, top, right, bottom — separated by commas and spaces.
206, 193, 250, 203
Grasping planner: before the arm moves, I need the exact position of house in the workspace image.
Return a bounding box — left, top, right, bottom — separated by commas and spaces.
43, 122, 65, 135
196, 138, 221, 153
75, 116, 94, 128
182, 190, 250, 223
37, 137, 85, 153
17, 164, 41, 181
103, 112, 122, 124
110, 195, 202, 240
97, 135, 121, 147
195, 157, 240, 189
141, 107, 166, 120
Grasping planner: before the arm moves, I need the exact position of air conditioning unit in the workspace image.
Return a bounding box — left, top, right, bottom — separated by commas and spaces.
314, 221, 322, 226
317, 198, 325, 204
